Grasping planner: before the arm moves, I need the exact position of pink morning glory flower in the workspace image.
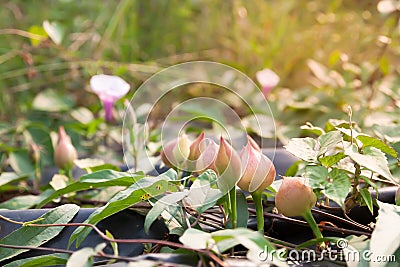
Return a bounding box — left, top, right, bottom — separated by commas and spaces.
255, 68, 280, 97
90, 74, 130, 122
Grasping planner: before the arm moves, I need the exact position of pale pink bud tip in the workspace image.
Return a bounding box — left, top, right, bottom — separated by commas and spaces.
188, 131, 206, 161
247, 135, 261, 151
196, 139, 219, 173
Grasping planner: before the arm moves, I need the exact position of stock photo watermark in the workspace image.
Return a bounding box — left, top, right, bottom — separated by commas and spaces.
257, 239, 396, 264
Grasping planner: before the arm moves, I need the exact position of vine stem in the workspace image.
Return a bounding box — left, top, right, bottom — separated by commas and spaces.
229, 187, 237, 229
311, 208, 371, 231
247, 208, 371, 237
251, 191, 264, 233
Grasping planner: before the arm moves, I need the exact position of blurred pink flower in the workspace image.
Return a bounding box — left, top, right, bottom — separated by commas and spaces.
90, 74, 130, 122
255, 68, 280, 97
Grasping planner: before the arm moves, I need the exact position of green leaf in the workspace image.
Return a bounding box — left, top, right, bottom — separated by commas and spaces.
70, 107, 94, 124
105, 230, 118, 257
373, 124, 400, 143
3, 253, 69, 267
304, 165, 328, 189
284, 160, 300, 177
359, 188, 373, 215
318, 152, 346, 167
49, 174, 69, 191
32, 89, 74, 112
0, 195, 39, 210
66, 248, 94, 267
185, 170, 223, 213
370, 201, 400, 264
345, 144, 397, 184
323, 168, 351, 208
336, 127, 360, 139
236, 190, 249, 228
74, 158, 120, 173
179, 228, 213, 250
284, 137, 317, 162
69, 171, 176, 248
317, 130, 342, 156
0, 204, 80, 262
180, 228, 284, 266
300, 123, 325, 136
0, 172, 28, 188
357, 135, 398, 159
37, 170, 144, 207
67, 243, 106, 267
8, 151, 35, 178
144, 191, 188, 234
359, 176, 379, 195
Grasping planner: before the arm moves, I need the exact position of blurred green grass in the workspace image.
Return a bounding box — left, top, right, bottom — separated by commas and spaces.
0, 0, 398, 123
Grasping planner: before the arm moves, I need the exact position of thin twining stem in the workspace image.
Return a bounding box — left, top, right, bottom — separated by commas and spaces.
247, 208, 371, 237
311, 208, 371, 231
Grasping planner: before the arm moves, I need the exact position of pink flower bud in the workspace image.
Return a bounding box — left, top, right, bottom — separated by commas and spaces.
237, 139, 275, 193
247, 135, 261, 151
160, 134, 190, 169
54, 126, 78, 170
188, 131, 206, 161
215, 137, 242, 193
275, 177, 317, 217
195, 139, 219, 173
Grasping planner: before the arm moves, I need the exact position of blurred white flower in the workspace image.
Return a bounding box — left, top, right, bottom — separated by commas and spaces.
255, 68, 280, 97
90, 74, 130, 122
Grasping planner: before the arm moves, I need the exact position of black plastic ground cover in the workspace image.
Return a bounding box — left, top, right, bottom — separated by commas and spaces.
0, 208, 168, 264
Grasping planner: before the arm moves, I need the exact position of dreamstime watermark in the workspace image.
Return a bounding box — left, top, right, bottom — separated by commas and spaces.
257, 239, 396, 264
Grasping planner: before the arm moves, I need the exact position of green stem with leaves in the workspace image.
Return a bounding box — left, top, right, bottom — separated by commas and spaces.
251, 191, 264, 233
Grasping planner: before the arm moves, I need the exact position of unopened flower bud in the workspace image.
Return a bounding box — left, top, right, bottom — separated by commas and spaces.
237, 137, 275, 193
247, 135, 261, 151
160, 134, 190, 169
188, 131, 206, 161
54, 126, 78, 170
275, 177, 317, 217
215, 137, 242, 193
195, 139, 219, 173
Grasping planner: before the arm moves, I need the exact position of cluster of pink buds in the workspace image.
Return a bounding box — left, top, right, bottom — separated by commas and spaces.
160, 132, 276, 194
